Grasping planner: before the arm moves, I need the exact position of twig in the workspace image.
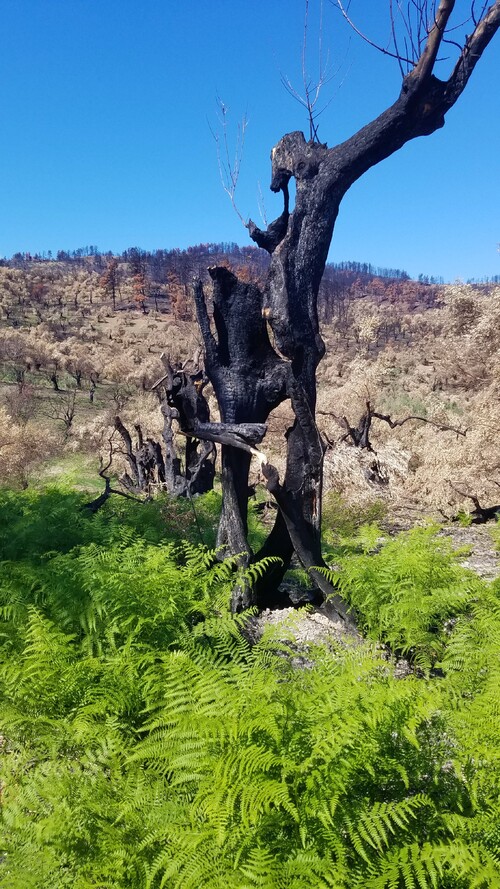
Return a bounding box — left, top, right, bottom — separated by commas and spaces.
336, 0, 416, 66
336, 0, 483, 76
208, 98, 247, 224
281, 0, 336, 141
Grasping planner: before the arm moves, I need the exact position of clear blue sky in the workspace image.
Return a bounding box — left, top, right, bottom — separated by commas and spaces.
1, 1, 498, 281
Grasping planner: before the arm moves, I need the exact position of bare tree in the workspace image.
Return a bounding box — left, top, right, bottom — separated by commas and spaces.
43, 390, 77, 438
324, 401, 467, 452
191, 1, 499, 617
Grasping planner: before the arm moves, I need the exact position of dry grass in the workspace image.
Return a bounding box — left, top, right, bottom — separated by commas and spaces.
1, 263, 500, 516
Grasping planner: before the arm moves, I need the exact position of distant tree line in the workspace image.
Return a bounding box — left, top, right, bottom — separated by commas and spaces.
1, 242, 442, 285
466, 274, 500, 284
331, 260, 411, 280
1, 243, 425, 278
0, 243, 465, 331
3, 247, 497, 285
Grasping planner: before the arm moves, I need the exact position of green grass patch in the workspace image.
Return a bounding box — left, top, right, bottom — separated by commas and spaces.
33, 453, 103, 492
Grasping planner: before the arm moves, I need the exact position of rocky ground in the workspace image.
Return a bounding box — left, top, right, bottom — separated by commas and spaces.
248, 509, 500, 657
441, 522, 500, 581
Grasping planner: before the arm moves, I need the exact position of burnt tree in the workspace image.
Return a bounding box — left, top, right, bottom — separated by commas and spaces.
112, 356, 217, 499
194, 1, 500, 617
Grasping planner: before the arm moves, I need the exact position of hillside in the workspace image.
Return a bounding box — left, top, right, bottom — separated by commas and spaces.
1, 246, 499, 518
2, 248, 500, 888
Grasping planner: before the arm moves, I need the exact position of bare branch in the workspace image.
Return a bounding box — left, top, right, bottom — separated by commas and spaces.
370, 408, 467, 436
209, 98, 248, 224
390, 0, 407, 77
257, 180, 268, 228
317, 402, 467, 456
281, 0, 337, 140
192, 279, 218, 361
407, 0, 455, 82
336, 0, 417, 65
319, 2, 500, 201
447, 1, 500, 101
336, 0, 500, 85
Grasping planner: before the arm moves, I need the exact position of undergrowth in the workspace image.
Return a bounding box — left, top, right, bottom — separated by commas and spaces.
0, 488, 499, 887
323, 523, 481, 670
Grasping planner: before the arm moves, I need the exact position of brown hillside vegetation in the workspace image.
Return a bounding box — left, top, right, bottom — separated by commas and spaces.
317, 280, 500, 513
0, 250, 499, 518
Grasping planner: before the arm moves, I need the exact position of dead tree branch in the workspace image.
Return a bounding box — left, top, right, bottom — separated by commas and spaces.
82, 435, 145, 514
448, 480, 500, 523
281, 0, 336, 141
318, 401, 466, 452
370, 406, 467, 437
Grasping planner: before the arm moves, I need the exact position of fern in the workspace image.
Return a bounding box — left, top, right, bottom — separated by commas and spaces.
322, 523, 481, 669
2, 488, 500, 888
128, 624, 480, 887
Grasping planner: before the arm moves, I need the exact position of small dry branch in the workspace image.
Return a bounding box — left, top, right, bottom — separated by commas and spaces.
209, 97, 247, 224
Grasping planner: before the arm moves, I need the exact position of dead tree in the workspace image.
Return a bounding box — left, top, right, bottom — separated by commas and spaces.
325, 401, 466, 453
83, 437, 144, 514
110, 356, 217, 498
113, 416, 164, 494
43, 390, 77, 439
319, 401, 466, 487
196, 2, 500, 615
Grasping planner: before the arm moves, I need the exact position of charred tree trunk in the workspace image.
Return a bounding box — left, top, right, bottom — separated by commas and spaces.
159, 399, 183, 493
191, 264, 348, 614
193, 269, 289, 597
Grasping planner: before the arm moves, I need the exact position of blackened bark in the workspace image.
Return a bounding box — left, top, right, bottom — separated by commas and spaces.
449, 486, 500, 524
83, 476, 144, 514
153, 357, 217, 497
261, 462, 355, 626
340, 403, 374, 451
83, 477, 113, 513
194, 269, 290, 597
114, 416, 143, 490
160, 399, 185, 494
114, 396, 216, 498
468, 504, 500, 525
244, 138, 338, 591
185, 438, 217, 496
